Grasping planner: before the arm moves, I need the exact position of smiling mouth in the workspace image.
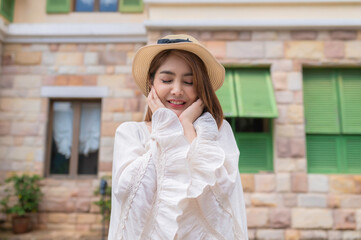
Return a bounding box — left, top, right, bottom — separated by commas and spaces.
168, 100, 185, 105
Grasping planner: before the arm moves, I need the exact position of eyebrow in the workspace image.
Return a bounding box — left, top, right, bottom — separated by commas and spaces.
159, 71, 193, 77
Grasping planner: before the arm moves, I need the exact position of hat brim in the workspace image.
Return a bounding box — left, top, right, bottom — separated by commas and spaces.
132, 42, 225, 96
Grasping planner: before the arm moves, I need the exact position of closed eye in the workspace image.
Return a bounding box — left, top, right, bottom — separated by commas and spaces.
184, 81, 193, 85
161, 80, 172, 83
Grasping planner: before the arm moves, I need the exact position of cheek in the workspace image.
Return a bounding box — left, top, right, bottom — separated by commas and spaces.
153, 84, 168, 100
187, 88, 198, 102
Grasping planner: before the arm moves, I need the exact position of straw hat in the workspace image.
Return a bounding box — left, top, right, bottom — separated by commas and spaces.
132, 34, 225, 96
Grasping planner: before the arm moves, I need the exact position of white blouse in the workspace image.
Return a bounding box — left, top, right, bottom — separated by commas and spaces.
108, 108, 248, 240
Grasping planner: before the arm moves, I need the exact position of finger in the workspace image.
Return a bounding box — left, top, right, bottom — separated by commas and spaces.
152, 88, 159, 100
147, 90, 157, 111
149, 88, 154, 100
148, 87, 153, 97
152, 89, 165, 107
193, 99, 203, 107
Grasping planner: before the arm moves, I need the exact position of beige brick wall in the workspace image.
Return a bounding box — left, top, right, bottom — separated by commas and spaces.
0, 42, 145, 231
1, 30, 361, 239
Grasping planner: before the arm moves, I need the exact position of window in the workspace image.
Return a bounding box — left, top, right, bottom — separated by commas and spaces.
46, 0, 143, 13
46, 99, 101, 177
303, 69, 361, 174
226, 117, 273, 173
75, 0, 118, 12
217, 68, 277, 173
0, 0, 15, 22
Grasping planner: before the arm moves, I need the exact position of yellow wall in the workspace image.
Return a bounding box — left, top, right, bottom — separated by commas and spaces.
13, 0, 146, 23
12, 1, 361, 24
10, 0, 361, 23
148, 3, 361, 21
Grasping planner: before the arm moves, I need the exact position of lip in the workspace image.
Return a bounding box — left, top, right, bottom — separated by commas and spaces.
167, 99, 186, 109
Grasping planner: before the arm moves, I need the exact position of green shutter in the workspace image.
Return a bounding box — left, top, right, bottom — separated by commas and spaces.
339, 69, 361, 134
119, 0, 143, 13
307, 135, 339, 173
233, 69, 278, 118
236, 133, 272, 173
216, 71, 238, 117
303, 69, 340, 134
0, 0, 15, 22
46, 0, 70, 13
343, 136, 361, 173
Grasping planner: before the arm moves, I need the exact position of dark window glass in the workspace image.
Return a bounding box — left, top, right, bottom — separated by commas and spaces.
50, 102, 73, 174
100, 0, 117, 11
75, 0, 95, 12
77, 102, 101, 175
226, 117, 270, 133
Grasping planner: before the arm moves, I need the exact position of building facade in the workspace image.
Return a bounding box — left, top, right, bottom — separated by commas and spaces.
0, 0, 361, 239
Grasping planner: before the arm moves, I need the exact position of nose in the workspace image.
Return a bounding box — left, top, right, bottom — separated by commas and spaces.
170, 80, 183, 96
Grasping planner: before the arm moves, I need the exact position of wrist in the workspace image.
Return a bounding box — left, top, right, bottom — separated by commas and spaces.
179, 117, 193, 126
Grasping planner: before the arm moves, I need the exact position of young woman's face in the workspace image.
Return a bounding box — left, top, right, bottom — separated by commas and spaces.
152, 54, 198, 117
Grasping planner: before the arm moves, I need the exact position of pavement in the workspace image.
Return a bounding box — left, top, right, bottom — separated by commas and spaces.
0, 230, 105, 240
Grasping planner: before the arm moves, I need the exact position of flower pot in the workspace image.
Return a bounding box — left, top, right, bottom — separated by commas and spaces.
12, 215, 31, 234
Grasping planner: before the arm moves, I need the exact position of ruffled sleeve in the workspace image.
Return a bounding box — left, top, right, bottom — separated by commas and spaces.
108, 120, 154, 240
176, 113, 248, 240
143, 108, 191, 239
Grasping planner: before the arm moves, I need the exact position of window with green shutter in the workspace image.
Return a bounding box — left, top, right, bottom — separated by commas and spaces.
218, 68, 277, 173
46, 0, 143, 13
0, 0, 15, 22
46, 0, 71, 13
304, 68, 361, 174
119, 0, 143, 13
234, 69, 278, 118
216, 71, 238, 117
339, 69, 361, 134
303, 69, 340, 134
226, 118, 273, 173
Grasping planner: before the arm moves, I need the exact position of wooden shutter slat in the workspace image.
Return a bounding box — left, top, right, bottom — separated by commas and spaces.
236, 133, 272, 173
303, 69, 340, 134
119, 0, 143, 13
306, 135, 339, 173
344, 136, 361, 173
216, 70, 238, 117
339, 69, 361, 134
234, 69, 278, 118
0, 0, 15, 22
46, 0, 71, 13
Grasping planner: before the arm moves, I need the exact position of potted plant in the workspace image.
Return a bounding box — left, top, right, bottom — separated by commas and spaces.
0, 174, 43, 234
93, 176, 111, 238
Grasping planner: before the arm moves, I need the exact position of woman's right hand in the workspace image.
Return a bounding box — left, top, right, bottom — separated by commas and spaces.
147, 88, 165, 114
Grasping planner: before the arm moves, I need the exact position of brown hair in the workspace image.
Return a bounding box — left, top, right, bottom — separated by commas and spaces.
144, 49, 224, 129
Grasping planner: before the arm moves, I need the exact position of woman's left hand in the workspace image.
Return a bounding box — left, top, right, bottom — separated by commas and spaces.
179, 98, 204, 125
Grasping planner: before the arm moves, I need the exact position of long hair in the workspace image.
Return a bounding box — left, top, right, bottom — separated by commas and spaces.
144, 49, 224, 129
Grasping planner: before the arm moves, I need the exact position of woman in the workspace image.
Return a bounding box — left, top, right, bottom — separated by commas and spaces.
108, 34, 248, 240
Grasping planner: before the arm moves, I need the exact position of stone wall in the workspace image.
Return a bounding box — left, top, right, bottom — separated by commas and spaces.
0, 42, 145, 231
1, 30, 361, 239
